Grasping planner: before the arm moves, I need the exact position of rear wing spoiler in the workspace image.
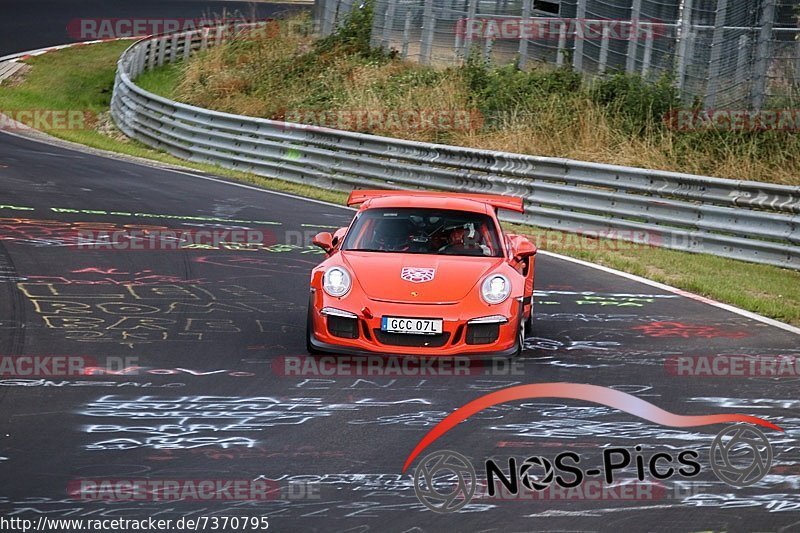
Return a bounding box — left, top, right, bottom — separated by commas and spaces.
346, 190, 524, 213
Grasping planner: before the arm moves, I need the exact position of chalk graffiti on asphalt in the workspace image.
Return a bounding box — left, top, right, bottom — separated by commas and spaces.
80, 395, 432, 450
18, 283, 298, 346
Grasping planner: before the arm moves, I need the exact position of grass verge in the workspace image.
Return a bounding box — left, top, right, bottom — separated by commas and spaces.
0, 40, 798, 326
140, 11, 800, 186
0, 41, 347, 205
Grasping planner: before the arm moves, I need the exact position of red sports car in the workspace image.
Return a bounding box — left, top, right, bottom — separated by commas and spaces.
306, 190, 537, 356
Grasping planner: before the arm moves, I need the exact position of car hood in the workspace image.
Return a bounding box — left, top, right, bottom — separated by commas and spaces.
341, 251, 504, 304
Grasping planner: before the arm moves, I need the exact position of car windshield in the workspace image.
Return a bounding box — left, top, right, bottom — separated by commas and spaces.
342, 208, 503, 257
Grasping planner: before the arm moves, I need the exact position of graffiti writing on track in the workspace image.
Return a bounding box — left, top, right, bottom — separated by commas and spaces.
633, 321, 750, 339
19, 283, 298, 346
80, 395, 431, 450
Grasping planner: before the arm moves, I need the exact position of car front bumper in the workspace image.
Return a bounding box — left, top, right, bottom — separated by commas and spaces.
308, 290, 523, 356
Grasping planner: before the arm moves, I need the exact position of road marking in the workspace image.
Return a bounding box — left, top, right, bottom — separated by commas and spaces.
540, 250, 800, 336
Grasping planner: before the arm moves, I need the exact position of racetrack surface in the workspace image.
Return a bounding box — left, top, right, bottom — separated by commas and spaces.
1, 129, 798, 532
1, 0, 800, 527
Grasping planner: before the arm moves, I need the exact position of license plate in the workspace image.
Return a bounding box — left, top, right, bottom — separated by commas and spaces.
381, 317, 443, 335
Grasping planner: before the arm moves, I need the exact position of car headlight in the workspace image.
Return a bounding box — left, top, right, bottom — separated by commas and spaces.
323, 267, 352, 297
481, 274, 511, 304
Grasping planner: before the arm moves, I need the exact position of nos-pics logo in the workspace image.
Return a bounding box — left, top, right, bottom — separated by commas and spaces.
404, 384, 781, 513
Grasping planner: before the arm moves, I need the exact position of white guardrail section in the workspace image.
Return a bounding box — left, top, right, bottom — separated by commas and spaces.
110, 24, 800, 270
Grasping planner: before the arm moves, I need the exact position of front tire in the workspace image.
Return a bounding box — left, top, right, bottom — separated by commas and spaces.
514, 317, 526, 357
306, 298, 323, 355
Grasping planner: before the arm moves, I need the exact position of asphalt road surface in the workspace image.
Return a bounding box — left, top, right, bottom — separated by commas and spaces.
1, 2, 799, 531
0, 130, 798, 532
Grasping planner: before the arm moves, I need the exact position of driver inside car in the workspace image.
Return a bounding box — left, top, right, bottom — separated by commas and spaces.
372, 219, 414, 251
439, 225, 491, 255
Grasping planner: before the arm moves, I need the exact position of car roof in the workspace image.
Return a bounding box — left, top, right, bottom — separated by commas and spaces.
360, 195, 492, 215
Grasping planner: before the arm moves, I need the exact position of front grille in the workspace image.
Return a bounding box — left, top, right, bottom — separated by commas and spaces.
451, 324, 465, 345
373, 330, 450, 347
361, 319, 372, 341
466, 323, 500, 345
327, 315, 359, 339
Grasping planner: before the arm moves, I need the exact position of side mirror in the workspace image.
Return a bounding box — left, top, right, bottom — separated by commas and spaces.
508, 235, 537, 264
312, 232, 334, 254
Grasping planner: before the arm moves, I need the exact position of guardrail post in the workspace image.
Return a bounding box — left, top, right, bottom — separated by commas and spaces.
736, 34, 749, 89
201, 28, 209, 51
642, 24, 654, 77
573, 0, 587, 73
675, 0, 693, 92
683, 30, 696, 98
381, 1, 396, 50
183, 32, 193, 61
703, 0, 728, 109
147, 39, 156, 71
420, 0, 435, 65
598, 25, 611, 74
157, 37, 167, 66
136, 44, 146, 76
454, 0, 464, 59
369, 0, 382, 49
625, 0, 641, 74
484, 34, 494, 62
337, 0, 354, 29
321, 0, 336, 36
556, 21, 567, 66
751, 0, 776, 112
796, 34, 800, 83
402, 8, 412, 59
518, 0, 531, 69
312, 0, 324, 34
169, 33, 179, 63
463, 0, 478, 57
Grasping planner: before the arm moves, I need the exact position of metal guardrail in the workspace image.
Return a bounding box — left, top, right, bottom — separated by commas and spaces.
110, 24, 800, 270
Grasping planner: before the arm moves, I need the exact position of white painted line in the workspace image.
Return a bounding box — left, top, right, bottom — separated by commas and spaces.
0, 38, 138, 63
540, 250, 800, 336
163, 168, 357, 212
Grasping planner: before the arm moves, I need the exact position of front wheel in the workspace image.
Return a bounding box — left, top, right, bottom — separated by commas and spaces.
306, 299, 323, 355
514, 318, 526, 357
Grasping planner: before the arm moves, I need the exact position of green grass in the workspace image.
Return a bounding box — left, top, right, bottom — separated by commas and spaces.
0, 41, 348, 205
504, 224, 800, 326
1, 40, 798, 326
136, 61, 184, 96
